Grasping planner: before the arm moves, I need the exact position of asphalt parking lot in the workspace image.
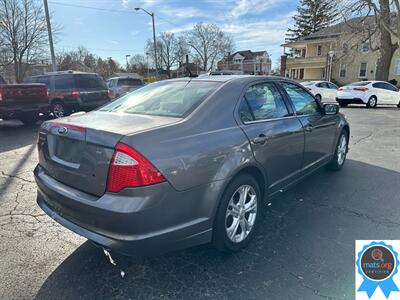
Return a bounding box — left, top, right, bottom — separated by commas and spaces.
0, 106, 399, 300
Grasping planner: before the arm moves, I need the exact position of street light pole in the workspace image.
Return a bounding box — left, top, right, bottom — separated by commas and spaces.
135, 7, 158, 79
125, 54, 131, 70
43, 0, 56, 72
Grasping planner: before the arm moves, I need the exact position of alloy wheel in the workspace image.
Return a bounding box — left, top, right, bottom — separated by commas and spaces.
337, 134, 347, 165
53, 103, 65, 118
225, 185, 257, 243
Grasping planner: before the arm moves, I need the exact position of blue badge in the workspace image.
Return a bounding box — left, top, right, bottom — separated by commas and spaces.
357, 241, 400, 298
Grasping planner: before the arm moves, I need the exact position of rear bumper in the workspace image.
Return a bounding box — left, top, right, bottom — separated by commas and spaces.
336, 97, 366, 104
0, 103, 50, 118
34, 165, 220, 256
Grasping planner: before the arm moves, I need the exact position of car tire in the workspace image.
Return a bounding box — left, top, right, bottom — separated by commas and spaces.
212, 174, 261, 253
52, 101, 69, 118
315, 94, 322, 102
338, 101, 348, 107
20, 115, 38, 126
366, 96, 377, 108
327, 130, 348, 171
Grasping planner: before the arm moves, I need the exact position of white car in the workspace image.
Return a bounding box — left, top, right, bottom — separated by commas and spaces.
301, 81, 338, 102
336, 81, 400, 108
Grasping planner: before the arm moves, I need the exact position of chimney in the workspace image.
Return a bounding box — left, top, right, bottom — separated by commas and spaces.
185, 55, 189, 65
280, 55, 287, 77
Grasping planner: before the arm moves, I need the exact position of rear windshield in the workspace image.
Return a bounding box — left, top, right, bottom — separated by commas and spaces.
117, 78, 143, 86
74, 74, 107, 89
99, 80, 221, 117
346, 82, 370, 86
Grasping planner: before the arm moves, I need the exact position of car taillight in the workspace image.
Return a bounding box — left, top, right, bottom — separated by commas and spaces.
107, 143, 165, 193
71, 89, 80, 99
0, 91, 3, 101
337, 87, 344, 91
353, 87, 369, 91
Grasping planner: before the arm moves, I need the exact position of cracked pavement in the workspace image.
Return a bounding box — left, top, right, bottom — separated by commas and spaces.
0, 106, 399, 300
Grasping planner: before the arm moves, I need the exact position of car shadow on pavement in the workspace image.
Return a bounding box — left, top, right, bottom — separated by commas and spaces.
0, 120, 41, 153
35, 159, 400, 300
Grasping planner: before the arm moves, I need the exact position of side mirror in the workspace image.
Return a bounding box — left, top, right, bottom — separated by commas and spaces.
324, 103, 339, 115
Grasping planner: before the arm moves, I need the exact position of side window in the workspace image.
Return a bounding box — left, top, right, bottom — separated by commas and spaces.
328, 83, 338, 89
54, 75, 74, 90
281, 82, 320, 116
239, 82, 289, 122
383, 83, 398, 92
372, 82, 383, 89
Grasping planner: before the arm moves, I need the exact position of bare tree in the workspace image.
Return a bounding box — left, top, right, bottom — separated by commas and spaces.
127, 54, 148, 76
346, 0, 399, 81
185, 23, 235, 72
175, 35, 189, 67
146, 32, 178, 78
0, 0, 51, 82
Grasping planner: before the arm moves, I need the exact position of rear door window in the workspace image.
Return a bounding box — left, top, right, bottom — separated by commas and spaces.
239, 82, 290, 122
280, 82, 320, 115
74, 74, 107, 89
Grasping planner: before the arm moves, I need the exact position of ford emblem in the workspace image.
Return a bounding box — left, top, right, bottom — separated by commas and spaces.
58, 127, 68, 134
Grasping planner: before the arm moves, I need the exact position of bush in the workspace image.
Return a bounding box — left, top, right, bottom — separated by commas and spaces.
389, 79, 398, 87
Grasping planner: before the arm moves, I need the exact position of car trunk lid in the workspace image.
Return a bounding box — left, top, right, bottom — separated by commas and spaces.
38, 111, 179, 196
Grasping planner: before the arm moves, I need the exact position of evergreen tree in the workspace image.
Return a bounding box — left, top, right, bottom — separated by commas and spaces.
286, 0, 339, 42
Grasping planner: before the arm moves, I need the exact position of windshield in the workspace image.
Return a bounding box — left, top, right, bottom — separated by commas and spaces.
99, 80, 221, 117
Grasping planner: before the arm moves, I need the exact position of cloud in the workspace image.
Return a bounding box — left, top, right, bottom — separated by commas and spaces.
106, 39, 119, 45
230, 0, 283, 19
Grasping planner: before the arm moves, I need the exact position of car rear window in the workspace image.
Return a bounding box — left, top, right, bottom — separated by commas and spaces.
99, 80, 221, 117
117, 78, 143, 86
74, 74, 107, 89
54, 75, 74, 89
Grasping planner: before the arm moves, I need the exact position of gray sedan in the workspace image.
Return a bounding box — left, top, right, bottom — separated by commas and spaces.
34, 76, 349, 256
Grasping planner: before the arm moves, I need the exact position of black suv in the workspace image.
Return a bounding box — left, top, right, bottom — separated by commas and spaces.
26, 71, 110, 118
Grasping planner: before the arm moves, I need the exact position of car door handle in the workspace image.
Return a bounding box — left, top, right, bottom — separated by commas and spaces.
305, 125, 313, 132
252, 134, 268, 145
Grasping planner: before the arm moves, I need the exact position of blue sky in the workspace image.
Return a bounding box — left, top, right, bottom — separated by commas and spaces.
50, 0, 298, 68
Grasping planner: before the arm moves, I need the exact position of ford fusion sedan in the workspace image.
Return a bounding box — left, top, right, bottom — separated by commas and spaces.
35, 76, 349, 256
301, 81, 338, 103
336, 81, 400, 108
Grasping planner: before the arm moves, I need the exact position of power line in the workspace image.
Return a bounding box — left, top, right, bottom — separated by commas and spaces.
48, 1, 182, 27
48, 1, 141, 14
56, 45, 140, 52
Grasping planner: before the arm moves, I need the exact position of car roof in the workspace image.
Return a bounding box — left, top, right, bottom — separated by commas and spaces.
171, 75, 288, 84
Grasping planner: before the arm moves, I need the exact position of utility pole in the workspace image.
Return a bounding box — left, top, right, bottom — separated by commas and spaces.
43, 0, 56, 72
135, 7, 158, 79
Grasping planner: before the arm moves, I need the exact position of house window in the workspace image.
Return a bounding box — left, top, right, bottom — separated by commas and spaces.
359, 62, 367, 78
361, 42, 369, 53
234, 59, 242, 64
255, 65, 259, 71
342, 43, 349, 54
394, 59, 400, 76
317, 45, 322, 56
340, 64, 347, 78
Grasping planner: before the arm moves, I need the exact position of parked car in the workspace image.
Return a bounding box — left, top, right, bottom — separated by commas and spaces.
0, 83, 49, 125
25, 71, 110, 118
336, 81, 400, 108
301, 81, 338, 102
35, 76, 349, 256
106, 76, 145, 99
